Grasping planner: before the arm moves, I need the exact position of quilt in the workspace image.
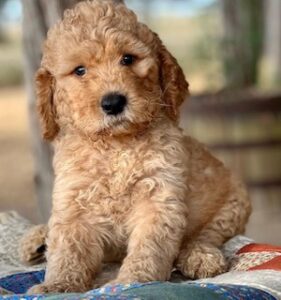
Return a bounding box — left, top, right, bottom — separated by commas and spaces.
0, 211, 280, 300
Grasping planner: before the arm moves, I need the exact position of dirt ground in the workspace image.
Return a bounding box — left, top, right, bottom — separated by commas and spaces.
0, 87, 280, 243
0, 87, 40, 223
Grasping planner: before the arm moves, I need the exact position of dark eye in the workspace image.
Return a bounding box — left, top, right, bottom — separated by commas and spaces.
73, 66, 86, 76
120, 54, 136, 66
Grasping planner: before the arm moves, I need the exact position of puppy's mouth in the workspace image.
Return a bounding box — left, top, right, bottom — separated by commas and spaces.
102, 112, 128, 128
97, 109, 151, 137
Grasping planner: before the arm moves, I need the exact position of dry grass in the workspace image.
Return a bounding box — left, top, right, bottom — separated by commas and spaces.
0, 87, 40, 223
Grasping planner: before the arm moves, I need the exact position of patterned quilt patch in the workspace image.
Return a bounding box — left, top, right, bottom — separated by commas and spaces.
231, 243, 281, 272
190, 283, 278, 300
0, 271, 45, 294
0, 273, 278, 300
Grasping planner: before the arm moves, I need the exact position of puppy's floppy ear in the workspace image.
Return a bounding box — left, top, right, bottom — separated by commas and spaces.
35, 68, 59, 141
155, 34, 189, 120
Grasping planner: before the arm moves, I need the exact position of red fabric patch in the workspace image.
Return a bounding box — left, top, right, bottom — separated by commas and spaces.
237, 243, 281, 255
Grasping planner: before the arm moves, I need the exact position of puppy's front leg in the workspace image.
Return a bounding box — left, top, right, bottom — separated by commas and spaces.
28, 218, 104, 294
114, 189, 188, 284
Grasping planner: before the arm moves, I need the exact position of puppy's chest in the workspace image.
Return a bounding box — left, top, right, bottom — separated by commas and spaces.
73, 144, 149, 218
97, 148, 144, 195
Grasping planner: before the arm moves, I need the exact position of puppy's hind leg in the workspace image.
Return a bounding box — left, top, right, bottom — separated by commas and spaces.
176, 179, 251, 279
19, 224, 48, 265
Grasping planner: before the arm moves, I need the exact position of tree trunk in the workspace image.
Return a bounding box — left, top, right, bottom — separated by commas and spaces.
220, 0, 264, 89
22, 0, 83, 222
262, 0, 281, 86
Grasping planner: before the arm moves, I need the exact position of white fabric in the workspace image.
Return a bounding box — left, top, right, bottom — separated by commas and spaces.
197, 270, 281, 299
0, 211, 45, 278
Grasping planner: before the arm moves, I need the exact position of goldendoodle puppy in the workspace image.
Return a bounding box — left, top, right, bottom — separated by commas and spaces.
22, 0, 251, 293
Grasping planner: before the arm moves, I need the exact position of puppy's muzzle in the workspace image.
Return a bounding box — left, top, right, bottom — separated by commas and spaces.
101, 93, 127, 116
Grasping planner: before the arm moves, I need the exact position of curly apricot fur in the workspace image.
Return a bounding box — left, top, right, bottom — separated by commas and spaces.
23, 0, 251, 294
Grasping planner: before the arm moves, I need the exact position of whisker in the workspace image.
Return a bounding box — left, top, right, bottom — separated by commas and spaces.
154, 102, 173, 107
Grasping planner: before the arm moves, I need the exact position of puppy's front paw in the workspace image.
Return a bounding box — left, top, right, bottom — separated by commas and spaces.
19, 225, 47, 265
27, 284, 54, 294
27, 282, 77, 294
103, 276, 142, 287
103, 279, 120, 287
103, 278, 133, 287
177, 242, 227, 279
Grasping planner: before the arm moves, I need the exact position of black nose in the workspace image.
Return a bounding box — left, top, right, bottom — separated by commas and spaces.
101, 93, 127, 116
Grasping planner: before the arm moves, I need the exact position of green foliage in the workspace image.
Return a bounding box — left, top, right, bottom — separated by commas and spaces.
220, 0, 264, 88
0, 0, 8, 43
0, 0, 7, 9
0, 38, 24, 87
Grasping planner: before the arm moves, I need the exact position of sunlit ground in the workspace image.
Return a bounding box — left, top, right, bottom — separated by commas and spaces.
0, 87, 40, 223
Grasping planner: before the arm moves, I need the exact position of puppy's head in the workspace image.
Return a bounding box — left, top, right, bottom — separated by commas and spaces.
37, 0, 189, 140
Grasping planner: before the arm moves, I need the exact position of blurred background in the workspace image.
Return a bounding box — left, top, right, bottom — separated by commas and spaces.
0, 0, 280, 243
